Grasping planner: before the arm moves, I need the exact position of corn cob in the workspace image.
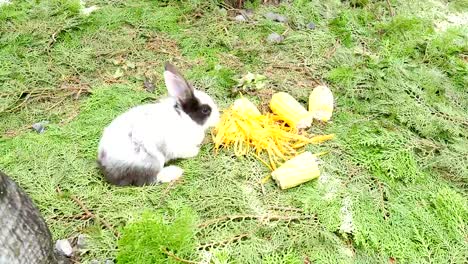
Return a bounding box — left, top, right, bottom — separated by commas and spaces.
309, 85, 334, 122
269, 92, 313, 129
213, 97, 332, 169
271, 151, 320, 189
232, 97, 261, 117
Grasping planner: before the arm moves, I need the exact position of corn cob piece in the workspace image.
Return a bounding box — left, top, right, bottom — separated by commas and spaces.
269, 92, 313, 129
232, 97, 262, 117
213, 96, 335, 171
271, 151, 320, 189
309, 85, 334, 122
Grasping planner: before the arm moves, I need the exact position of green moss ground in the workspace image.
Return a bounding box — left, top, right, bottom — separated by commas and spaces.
0, 0, 467, 263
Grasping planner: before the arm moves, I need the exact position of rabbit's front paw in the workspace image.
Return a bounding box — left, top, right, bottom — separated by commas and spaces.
157, 165, 184, 183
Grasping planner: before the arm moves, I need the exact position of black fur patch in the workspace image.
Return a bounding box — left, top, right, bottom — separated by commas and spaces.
174, 103, 181, 116
180, 96, 212, 126
97, 160, 159, 187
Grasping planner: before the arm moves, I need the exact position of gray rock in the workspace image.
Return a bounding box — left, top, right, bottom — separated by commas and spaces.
244, 9, 254, 18
267, 32, 284, 44
307, 22, 316, 30
32, 121, 49, 133
264, 12, 287, 23
76, 234, 87, 250
105, 260, 114, 264
55, 239, 73, 257
264, 12, 277, 21
234, 14, 246, 22
275, 14, 288, 23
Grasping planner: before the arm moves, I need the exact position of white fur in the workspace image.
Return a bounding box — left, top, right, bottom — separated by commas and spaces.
157, 165, 185, 183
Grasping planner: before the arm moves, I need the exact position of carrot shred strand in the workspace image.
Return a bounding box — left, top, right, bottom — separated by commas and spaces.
212, 99, 334, 170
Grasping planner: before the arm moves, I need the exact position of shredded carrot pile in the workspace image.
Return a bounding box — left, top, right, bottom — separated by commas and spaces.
212, 100, 334, 170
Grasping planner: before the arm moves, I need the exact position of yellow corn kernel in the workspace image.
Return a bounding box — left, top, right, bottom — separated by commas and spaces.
269, 92, 312, 129
232, 97, 262, 117
309, 85, 334, 122
271, 151, 320, 189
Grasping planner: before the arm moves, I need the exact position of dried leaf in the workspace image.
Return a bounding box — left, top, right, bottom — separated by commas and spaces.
113, 68, 124, 79
143, 79, 155, 92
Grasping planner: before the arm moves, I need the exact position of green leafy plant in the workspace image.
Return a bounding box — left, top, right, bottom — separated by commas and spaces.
0, 0, 467, 263
116, 209, 197, 264
232, 72, 268, 95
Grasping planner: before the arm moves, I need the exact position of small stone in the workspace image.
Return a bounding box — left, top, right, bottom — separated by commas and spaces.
244, 9, 254, 18
264, 12, 278, 21
76, 234, 87, 250
234, 14, 246, 22
267, 32, 284, 44
264, 12, 287, 23
105, 260, 114, 264
55, 239, 73, 257
307, 22, 316, 30
275, 15, 288, 23
81, 5, 98, 16
32, 121, 49, 134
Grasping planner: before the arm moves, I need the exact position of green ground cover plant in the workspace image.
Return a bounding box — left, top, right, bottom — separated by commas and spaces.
0, 0, 467, 263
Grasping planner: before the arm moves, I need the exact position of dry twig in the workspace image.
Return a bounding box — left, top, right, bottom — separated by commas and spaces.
156, 179, 182, 208
198, 213, 316, 228
386, 0, 395, 17
325, 39, 340, 59
372, 178, 389, 220
219, 1, 244, 11
46, 31, 59, 52
160, 247, 199, 264
198, 233, 250, 250
51, 213, 92, 221
268, 206, 304, 213
56, 186, 120, 237
59, 108, 81, 126
0, 86, 90, 114
46, 20, 82, 53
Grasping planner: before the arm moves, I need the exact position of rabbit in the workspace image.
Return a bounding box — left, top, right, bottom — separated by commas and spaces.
0, 171, 58, 264
97, 63, 220, 186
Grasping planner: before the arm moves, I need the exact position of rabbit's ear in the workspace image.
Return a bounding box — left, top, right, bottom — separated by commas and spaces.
164, 63, 194, 102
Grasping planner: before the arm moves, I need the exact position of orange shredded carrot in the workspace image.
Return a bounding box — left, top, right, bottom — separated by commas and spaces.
212, 98, 335, 170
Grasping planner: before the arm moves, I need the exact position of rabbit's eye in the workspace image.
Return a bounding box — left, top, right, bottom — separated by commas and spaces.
200, 105, 211, 115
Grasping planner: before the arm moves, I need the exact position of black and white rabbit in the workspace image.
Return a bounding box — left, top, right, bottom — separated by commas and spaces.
97, 63, 220, 186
